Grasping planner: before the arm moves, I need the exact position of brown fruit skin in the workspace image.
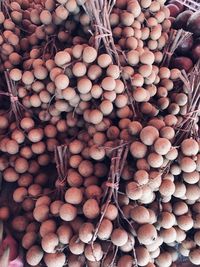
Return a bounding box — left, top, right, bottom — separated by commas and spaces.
79, 222, 94, 244
97, 219, 113, 240
84, 243, 103, 262
130, 206, 150, 224
111, 228, 128, 246
26, 245, 44, 266
130, 141, 147, 158
181, 139, 199, 156
177, 215, 194, 231
126, 182, 143, 200
189, 248, 200, 265
22, 232, 37, 250
83, 199, 100, 219
44, 252, 66, 267
140, 126, 159, 146
0, 206, 10, 220
117, 255, 134, 267
69, 235, 85, 255
135, 246, 150, 266
41, 233, 59, 253
59, 203, 77, 221
155, 251, 172, 267
137, 224, 157, 245
57, 224, 73, 245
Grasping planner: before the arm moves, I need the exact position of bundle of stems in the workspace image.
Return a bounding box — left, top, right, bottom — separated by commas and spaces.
84, 0, 117, 60
175, 61, 200, 145
92, 141, 138, 266
161, 29, 193, 67
0, 71, 25, 125
0, 0, 10, 18
95, 141, 129, 235
54, 145, 68, 198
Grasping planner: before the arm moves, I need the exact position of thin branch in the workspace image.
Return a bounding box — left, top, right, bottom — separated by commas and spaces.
161, 29, 193, 67
54, 145, 69, 198
175, 61, 200, 143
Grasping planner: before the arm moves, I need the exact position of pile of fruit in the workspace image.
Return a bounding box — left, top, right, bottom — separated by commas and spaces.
0, 0, 199, 266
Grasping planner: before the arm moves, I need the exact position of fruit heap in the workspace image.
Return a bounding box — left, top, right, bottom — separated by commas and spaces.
0, 0, 199, 267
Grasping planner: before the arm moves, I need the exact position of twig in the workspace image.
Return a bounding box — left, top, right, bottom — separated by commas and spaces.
0, 0, 10, 18
92, 140, 139, 265
161, 29, 193, 67
2, 71, 26, 125
54, 145, 68, 199
91, 151, 117, 243
175, 61, 200, 144
92, 141, 128, 241
108, 246, 118, 267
